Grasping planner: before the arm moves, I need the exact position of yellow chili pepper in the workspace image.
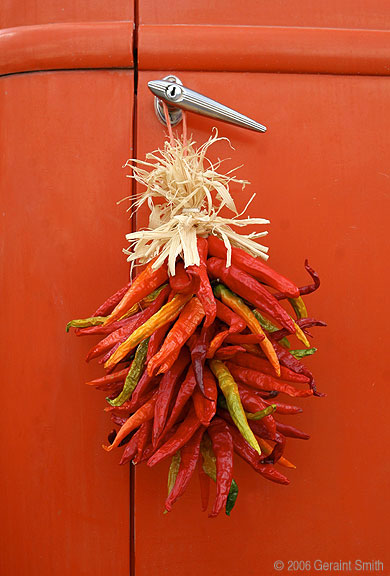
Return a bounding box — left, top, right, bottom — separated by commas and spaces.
209, 359, 261, 455
200, 434, 217, 481
66, 316, 105, 332
293, 320, 311, 348
104, 292, 192, 370
289, 296, 308, 320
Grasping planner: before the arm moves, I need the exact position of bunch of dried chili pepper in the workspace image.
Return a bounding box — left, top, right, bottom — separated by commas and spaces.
68, 231, 325, 517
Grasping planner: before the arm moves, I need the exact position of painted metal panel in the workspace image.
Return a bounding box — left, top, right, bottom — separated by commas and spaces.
134, 70, 389, 575
0, 69, 134, 576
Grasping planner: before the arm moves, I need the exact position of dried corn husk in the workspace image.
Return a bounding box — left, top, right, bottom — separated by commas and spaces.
123, 130, 270, 276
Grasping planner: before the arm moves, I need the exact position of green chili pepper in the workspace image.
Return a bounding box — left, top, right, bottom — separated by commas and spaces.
225, 479, 239, 516
290, 347, 317, 359
106, 338, 149, 406
288, 296, 308, 320
209, 359, 261, 454
246, 404, 277, 420
163, 451, 181, 514
66, 316, 105, 332
252, 309, 290, 348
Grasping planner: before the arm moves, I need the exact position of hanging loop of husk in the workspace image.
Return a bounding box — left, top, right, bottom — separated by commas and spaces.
123, 129, 270, 276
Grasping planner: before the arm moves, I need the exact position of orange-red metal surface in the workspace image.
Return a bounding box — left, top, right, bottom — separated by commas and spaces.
139, 25, 390, 75
0, 1, 133, 28
0, 22, 133, 76
134, 71, 389, 575
0, 70, 134, 576
140, 0, 390, 29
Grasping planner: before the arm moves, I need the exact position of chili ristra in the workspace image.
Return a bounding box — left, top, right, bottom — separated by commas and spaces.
69, 222, 325, 515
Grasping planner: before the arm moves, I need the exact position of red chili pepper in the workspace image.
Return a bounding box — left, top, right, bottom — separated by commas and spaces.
187, 238, 216, 329
207, 235, 300, 298
226, 362, 313, 398
275, 421, 310, 440
133, 419, 154, 464
103, 392, 157, 451
93, 281, 132, 317
236, 382, 276, 436
192, 367, 217, 425
189, 323, 215, 395
225, 419, 289, 485
110, 414, 127, 427
162, 366, 197, 439
103, 389, 155, 415
152, 350, 190, 446
224, 334, 260, 345
87, 286, 170, 362
272, 318, 327, 342
274, 260, 320, 300
271, 338, 323, 396
214, 345, 246, 360
207, 257, 295, 333
85, 367, 130, 388
147, 297, 204, 376
246, 418, 286, 463
261, 399, 303, 415
215, 299, 246, 333
119, 428, 141, 465
198, 458, 210, 512
206, 301, 246, 359
147, 405, 202, 467
208, 418, 234, 518
164, 427, 204, 512
169, 260, 194, 294
230, 351, 311, 384
104, 257, 169, 326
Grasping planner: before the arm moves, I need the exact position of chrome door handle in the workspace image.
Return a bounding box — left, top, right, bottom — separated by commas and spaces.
148, 75, 267, 133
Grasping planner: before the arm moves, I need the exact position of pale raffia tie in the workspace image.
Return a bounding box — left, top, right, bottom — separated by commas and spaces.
122, 106, 270, 276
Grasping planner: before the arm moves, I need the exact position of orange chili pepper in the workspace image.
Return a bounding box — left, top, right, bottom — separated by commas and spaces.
103, 257, 168, 326
147, 297, 205, 376
257, 438, 296, 469
104, 292, 192, 370
102, 392, 157, 452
